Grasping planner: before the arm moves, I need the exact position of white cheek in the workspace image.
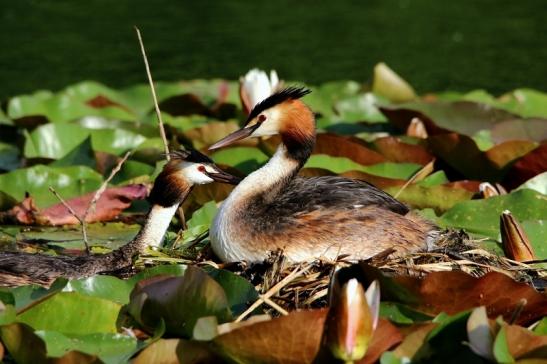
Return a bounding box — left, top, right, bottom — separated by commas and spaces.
251, 109, 282, 137
181, 163, 214, 185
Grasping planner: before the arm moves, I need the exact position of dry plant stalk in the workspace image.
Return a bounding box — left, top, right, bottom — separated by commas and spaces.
394, 158, 435, 198
134, 26, 170, 160
48, 151, 131, 254
134, 27, 188, 227
48, 187, 90, 253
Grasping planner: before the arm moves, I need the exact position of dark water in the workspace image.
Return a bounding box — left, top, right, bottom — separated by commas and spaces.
0, 0, 546, 100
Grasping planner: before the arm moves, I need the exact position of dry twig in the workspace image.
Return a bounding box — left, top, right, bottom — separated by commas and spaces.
134, 26, 170, 160
49, 152, 131, 254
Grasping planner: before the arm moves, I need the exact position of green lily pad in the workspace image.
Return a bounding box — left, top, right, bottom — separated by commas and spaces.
493, 326, 514, 364
205, 268, 258, 316
187, 201, 218, 229
24, 123, 147, 159
127, 265, 231, 337
50, 136, 97, 169
17, 292, 121, 334
384, 184, 473, 213
211, 147, 269, 174
305, 155, 421, 179
35, 331, 140, 364
0, 165, 103, 208
516, 172, 547, 195
8, 82, 136, 123
439, 189, 547, 238
63, 275, 134, 305
497, 88, 547, 118
334, 93, 388, 123
304, 81, 361, 118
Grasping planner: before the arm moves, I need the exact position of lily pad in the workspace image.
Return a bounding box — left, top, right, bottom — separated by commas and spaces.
127, 265, 231, 337
439, 189, 547, 238
17, 292, 121, 334
35, 331, 140, 364
0, 165, 103, 208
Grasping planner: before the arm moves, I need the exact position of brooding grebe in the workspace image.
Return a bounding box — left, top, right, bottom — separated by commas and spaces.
209, 87, 438, 263
0, 149, 240, 287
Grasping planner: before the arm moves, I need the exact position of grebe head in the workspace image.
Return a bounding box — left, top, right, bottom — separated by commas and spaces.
149, 149, 240, 207
167, 149, 241, 185
209, 87, 313, 150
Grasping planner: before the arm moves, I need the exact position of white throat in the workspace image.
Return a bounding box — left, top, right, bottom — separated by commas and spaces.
137, 204, 179, 248
227, 144, 297, 200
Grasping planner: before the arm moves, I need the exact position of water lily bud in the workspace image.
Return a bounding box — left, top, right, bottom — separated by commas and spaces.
327, 278, 375, 362
479, 182, 507, 198
239, 69, 281, 114
406, 117, 428, 139
500, 210, 536, 262
467, 306, 496, 361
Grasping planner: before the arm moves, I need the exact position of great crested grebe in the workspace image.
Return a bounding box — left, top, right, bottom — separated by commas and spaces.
208, 87, 438, 263
0, 149, 240, 287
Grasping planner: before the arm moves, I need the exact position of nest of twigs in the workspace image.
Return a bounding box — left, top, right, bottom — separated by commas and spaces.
175, 229, 546, 317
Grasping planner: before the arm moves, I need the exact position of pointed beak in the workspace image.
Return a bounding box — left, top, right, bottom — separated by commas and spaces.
204, 169, 242, 185
209, 123, 261, 150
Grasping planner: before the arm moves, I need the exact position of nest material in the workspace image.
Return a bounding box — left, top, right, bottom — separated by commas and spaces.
202, 229, 546, 316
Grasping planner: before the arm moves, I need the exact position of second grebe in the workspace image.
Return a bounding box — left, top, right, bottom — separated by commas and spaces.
0, 149, 240, 286
209, 87, 438, 263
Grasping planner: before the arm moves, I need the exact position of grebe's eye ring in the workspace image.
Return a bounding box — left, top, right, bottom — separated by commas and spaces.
197, 165, 206, 172
258, 114, 266, 122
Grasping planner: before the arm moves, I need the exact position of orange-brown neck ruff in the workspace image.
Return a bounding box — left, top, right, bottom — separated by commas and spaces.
279, 99, 316, 166
148, 161, 193, 207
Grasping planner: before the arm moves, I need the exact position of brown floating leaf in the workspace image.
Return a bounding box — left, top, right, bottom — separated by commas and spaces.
444, 180, 482, 193
86, 95, 133, 115
503, 144, 547, 189
381, 101, 518, 137
500, 210, 536, 262
490, 118, 547, 144
42, 184, 148, 225
484, 140, 537, 169
505, 324, 547, 360
392, 323, 437, 359
428, 133, 536, 181
314, 133, 386, 166
0, 323, 48, 364
157, 94, 210, 117
132, 338, 217, 364
371, 136, 433, 165
212, 309, 328, 364
358, 319, 404, 364
360, 265, 547, 325
380, 106, 450, 135
2, 184, 148, 225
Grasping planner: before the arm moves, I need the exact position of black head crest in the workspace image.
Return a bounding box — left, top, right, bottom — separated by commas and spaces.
168, 149, 213, 164
246, 86, 311, 124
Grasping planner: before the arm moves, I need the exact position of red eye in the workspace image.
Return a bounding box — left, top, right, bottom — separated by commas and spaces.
197, 165, 206, 172
258, 114, 266, 122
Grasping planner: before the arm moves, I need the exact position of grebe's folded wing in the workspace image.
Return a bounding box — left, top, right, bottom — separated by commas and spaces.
280, 176, 409, 215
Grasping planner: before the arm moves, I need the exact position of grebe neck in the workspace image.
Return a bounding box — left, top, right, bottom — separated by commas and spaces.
224, 143, 300, 206
132, 188, 192, 249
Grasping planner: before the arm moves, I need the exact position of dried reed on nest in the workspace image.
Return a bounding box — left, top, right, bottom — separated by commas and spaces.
208, 229, 546, 316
